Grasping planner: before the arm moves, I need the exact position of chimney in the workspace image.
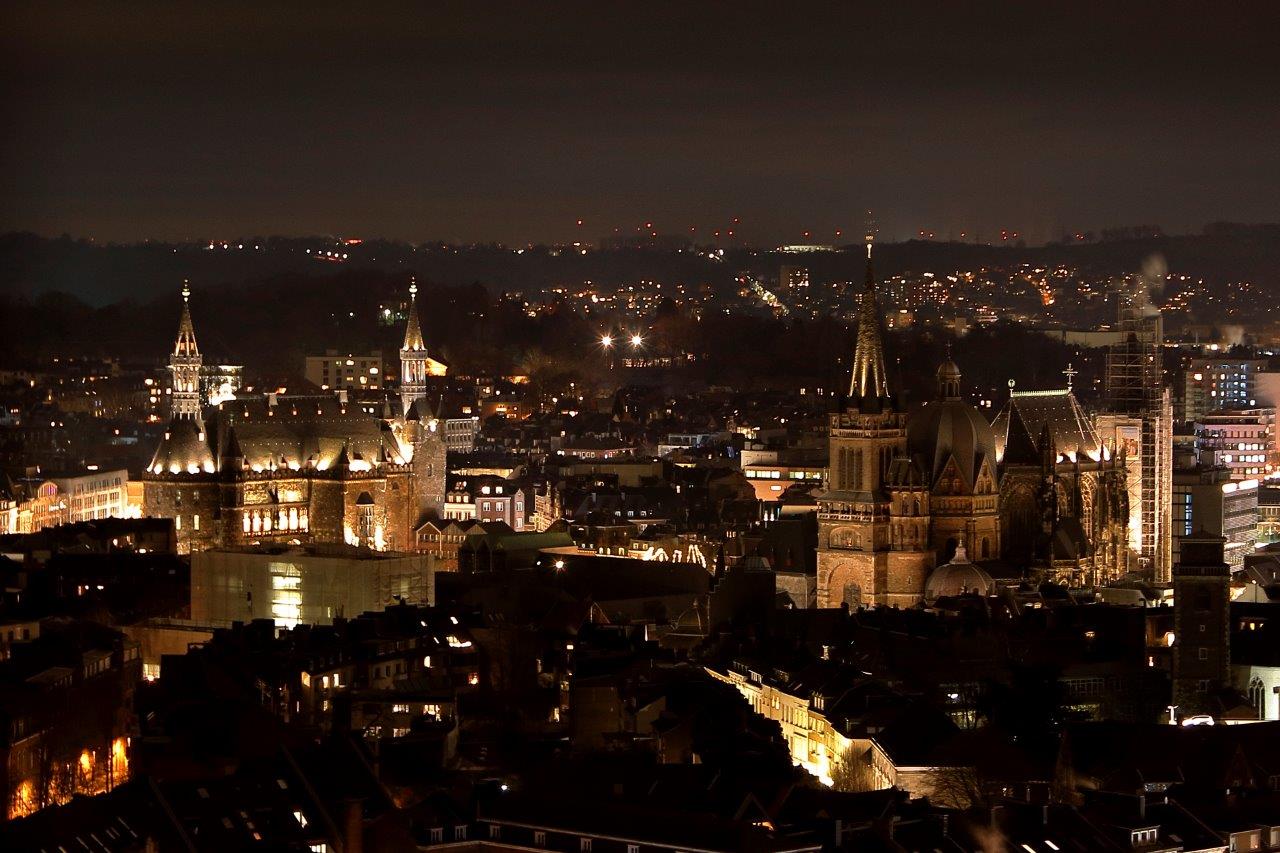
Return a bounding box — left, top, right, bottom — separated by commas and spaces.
343, 798, 364, 853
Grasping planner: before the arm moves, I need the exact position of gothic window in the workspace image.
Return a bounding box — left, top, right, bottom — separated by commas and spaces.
1250, 677, 1267, 719
356, 493, 376, 545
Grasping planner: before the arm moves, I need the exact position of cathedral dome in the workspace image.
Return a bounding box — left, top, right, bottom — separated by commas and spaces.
907, 399, 998, 489
936, 358, 962, 385
924, 543, 994, 602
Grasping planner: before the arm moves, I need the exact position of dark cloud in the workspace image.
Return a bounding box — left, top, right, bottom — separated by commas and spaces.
3, 1, 1279, 244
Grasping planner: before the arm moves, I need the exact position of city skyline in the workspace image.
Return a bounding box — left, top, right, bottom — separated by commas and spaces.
6, 4, 1280, 847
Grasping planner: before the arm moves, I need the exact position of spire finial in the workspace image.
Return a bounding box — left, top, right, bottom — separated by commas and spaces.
1063, 362, 1077, 390
181, 279, 191, 303
409, 277, 418, 299
863, 209, 876, 277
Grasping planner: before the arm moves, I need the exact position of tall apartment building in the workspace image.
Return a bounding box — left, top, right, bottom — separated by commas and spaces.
1196, 408, 1275, 480
303, 351, 384, 391
1178, 356, 1265, 422
1171, 465, 1258, 572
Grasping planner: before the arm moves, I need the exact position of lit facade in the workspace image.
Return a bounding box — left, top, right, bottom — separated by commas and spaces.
1171, 468, 1257, 572
1102, 302, 1173, 582
142, 283, 447, 554
992, 389, 1131, 587
190, 544, 433, 629
304, 351, 384, 391
816, 241, 941, 608
1196, 408, 1275, 480
1180, 357, 1265, 422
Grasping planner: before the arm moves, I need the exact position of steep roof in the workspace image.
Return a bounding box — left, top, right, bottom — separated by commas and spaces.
402, 282, 425, 352
992, 388, 1103, 464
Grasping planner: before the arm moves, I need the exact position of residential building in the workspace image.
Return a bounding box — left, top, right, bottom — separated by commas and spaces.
304, 350, 384, 392
1172, 466, 1258, 571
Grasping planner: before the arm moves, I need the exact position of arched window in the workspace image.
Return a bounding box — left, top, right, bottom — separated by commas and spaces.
1250, 677, 1267, 719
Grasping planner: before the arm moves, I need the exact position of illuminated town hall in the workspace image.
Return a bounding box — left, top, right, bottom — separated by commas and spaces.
142, 282, 447, 553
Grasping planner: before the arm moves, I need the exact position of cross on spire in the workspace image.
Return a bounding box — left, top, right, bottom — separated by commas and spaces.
1063, 362, 1078, 390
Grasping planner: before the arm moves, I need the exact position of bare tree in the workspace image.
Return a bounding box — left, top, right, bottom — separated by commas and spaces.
830, 744, 880, 793
925, 764, 989, 810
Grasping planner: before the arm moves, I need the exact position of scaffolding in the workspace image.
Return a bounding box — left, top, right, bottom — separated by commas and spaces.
1104, 299, 1173, 582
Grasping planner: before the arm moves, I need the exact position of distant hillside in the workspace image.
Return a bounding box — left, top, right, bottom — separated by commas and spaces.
3, 227, 1280, 306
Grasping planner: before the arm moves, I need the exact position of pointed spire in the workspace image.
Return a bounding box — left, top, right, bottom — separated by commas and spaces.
402, 278, 425, 352
169, 280, 203, 420
400, 278, 429, 417
175, 280, 199, 359
849, 229, 890, 401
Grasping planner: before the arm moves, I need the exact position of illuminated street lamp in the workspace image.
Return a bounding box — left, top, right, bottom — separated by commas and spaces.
601, 335, 613, 347
630, 334, 643, 347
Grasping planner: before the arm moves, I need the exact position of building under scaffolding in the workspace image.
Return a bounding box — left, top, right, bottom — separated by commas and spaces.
1100, 299, 1173, 582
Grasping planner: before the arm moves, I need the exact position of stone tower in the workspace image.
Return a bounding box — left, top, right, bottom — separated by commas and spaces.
1172, 531, 1231, 716
400, 280, 429, 417
170, 280, 203, 420
395, 281, 446, 519
817, 234, 934, 608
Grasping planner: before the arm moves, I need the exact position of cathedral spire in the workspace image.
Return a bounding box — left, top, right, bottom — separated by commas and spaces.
849, 229, 890, 402
170, 280, 203, 420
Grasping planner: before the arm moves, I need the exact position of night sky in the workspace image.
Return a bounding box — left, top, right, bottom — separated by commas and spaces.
4, 2, 1278, 245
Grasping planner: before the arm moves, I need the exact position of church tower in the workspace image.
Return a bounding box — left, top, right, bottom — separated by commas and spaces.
170, 280, 203, 420
817, 232, 934, 608
1172, 532, 1231, 715
400, 280, 429, 417
395, 279, 447, 521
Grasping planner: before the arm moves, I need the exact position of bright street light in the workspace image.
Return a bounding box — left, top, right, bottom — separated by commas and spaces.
601, 335, 613, 347
630, 334, 643, 347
